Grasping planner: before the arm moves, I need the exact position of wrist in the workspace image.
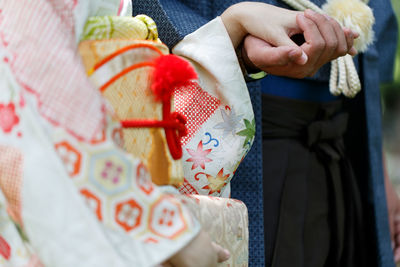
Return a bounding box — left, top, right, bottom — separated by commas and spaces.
236, 42, 267, 82
221, 4, 247, 48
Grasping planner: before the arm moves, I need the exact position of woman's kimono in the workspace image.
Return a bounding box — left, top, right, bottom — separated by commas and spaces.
0, 0, 252, 266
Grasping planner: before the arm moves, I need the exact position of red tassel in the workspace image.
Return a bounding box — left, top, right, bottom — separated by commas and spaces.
151, 55, 197, 102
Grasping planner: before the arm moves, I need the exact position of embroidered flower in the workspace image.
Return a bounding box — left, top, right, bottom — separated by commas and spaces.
0, 235, 11, 260
213, 107, 243, 138
0, 103, 19, 133
116, 200, 143, 232
101, 160, 124, 184
186, 140, 212, 170
202, 168, 230, 195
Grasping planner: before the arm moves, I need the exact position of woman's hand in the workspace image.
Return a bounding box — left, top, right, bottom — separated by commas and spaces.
162, 230, 230, 267
221, 2, 303, 49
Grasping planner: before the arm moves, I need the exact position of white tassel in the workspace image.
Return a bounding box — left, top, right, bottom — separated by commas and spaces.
322, 0, 375, 52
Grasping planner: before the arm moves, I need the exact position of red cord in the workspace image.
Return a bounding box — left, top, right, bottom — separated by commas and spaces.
121, 111, 187, 160
93, 43, 163, 71
96, 45, 188, 160
99, 62, 154, 92
121, 116, 186, 132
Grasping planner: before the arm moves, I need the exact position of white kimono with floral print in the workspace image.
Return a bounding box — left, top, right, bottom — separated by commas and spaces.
0, 1, 199, 266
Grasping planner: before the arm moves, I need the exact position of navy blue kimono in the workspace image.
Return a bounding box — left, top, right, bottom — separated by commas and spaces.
133, 1, 398, 266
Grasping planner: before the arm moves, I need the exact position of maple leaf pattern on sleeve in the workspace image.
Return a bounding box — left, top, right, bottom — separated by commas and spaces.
185, 140, 212, 170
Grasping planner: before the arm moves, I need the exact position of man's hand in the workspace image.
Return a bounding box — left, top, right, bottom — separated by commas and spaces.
162, 230, 230, 267
240, 9, 358, 78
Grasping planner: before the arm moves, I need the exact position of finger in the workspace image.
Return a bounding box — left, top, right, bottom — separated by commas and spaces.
389, 214, 395, 241
395, 220, 400, 233
269, 29, 301, 48
161, 262, 174, 267
346, 28, 360, 39
296, 13, 324, 64
343, 27, 359, 56
211, 242, 231, 263
348, 47, 357, 57
342, 28, 355, 51
394, 247, 400, 262
328, 15, 349, 57
304, 9, 338, 59
244, 35, 307, 68
289, 48, 308, 65
256, 46, 306, 66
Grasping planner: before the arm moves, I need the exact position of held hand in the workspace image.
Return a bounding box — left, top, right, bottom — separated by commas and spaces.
221, 3, 305, 49
162, 230, 230, 267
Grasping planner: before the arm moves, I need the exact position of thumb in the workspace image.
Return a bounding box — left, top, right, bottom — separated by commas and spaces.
244, 35, 307, 68
211, 242, 230, 263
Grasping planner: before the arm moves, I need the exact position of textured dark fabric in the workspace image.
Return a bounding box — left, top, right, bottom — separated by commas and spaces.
132, 1, 398, 266
261, 94, 366, 267
233, 82, 265, 266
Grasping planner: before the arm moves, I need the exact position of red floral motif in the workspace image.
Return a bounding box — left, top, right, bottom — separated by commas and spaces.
55, 141, 82, 177
149, 196, 187, 239
0, 103, 19, 133
185, 141, 212, 170
115, 199, 143, 232
0, 235, 10, 260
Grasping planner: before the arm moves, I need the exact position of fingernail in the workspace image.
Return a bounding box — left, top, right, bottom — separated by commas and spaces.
347, 31, 353, 38
299, 51, 308, 65
298, 13, 305, 19
323, 14, 332, 20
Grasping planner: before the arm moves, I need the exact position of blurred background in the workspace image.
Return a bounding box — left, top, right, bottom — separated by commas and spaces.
381, 0, 400, 191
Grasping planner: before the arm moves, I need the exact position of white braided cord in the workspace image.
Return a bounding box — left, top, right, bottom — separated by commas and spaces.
329, 59, 340, 95
280, 0, 362, 98
281, 0, 307, 10
337, 56, 349, 95
344, 54, 361, 96
297, 0, 323, 12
